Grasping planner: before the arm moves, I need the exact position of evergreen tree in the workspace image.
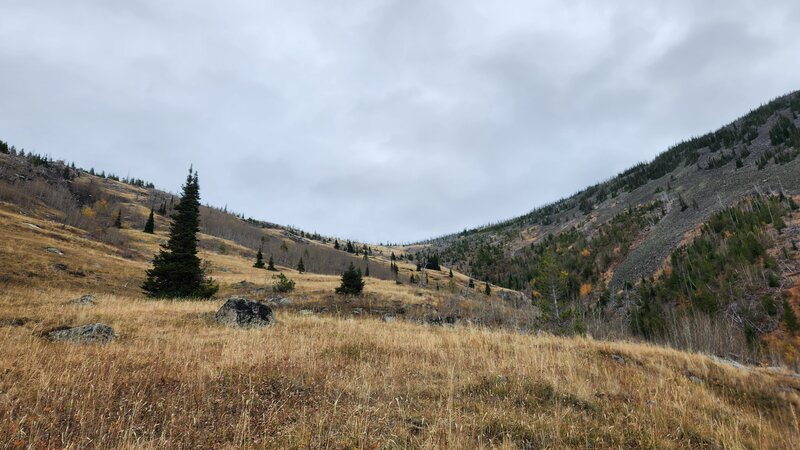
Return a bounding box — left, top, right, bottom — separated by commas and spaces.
335, 262, 364, 296
485, 282, 491, 295
783, 299, 799, 334
297, 257, 305, 273
449, 268, 454, 278
334, 239, 340, 250
114, 210, 122, 228
253, 247, 265, 269
365, 265, 370, 277
143, 208, 155, 234
425, 253, 441, 271
142, 168, 218, 298
267, 254, 277, 271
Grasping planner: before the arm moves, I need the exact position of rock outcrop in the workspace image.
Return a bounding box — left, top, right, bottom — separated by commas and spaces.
215, 297, 275, 328
46, 323, 116, 343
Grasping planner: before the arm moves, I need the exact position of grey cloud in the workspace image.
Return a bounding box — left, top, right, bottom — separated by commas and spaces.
0, 0, 798, 242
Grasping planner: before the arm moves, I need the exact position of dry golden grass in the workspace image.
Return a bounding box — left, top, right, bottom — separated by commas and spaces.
2, 196, 800, 448
1, 286, 800, 449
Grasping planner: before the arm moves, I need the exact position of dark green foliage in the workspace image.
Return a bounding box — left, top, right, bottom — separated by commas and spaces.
335, 263, 364, 296
464, 202, 663, 295
143, 208, 155, 234
484, 282, 491, 296
449, 268, 454, 278
272, 273, 295, 293
142, 168, 218, 299
632, 195, 793, 339
425, 253, 441, 271
114, 210, 122, 228
267, 255, 276, 271
783, 300, 799, 334
468, 278, 474, 288
631, 282, 666, 338
333, 240, 340, 250
365, 265, 370, 277
762, 295, 777, 316
767, 272, 780, 288
296, 258, 305, 273
769, 115, 799, 146
253, 247, 265, 269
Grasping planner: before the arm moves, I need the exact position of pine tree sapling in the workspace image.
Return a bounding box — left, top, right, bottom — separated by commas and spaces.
297, 258, 305, 273
485, 282, 491, 296
335, 262, 365, 296
273, 273, 296, 293
253, 247, 266, 269
267, 255, 277, 271
143, 208, 155, 234
114, 210, 123, 228
142, 168, 218, 299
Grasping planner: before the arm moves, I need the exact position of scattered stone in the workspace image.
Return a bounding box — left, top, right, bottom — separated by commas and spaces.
610, 354, 626, 365
54, 263, 68, 271
215, 297, 275, 328
0, 318, 29, 327
46, 323, 116, 344
688, 375, 704, 385
351, 307, 364, 315
45, 247, 64, 255
299, 309, 315, 316
382, 314, 396, 323
26, 223, 42, 230
69, 294, 97, 306
426, 316, 458, 326
268, 297, 293, 306
710, 356, 748, 371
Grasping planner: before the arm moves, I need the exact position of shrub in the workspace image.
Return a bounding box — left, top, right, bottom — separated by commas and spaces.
335, 263, 364, 296
272, 273, 295, 293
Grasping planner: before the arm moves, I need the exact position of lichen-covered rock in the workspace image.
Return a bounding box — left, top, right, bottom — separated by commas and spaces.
215, 297, 275, 328
46, 323, 115, 343
69, 294, 97, 306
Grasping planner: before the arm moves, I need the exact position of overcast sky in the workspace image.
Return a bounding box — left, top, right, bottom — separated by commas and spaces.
1, 1, 798, 243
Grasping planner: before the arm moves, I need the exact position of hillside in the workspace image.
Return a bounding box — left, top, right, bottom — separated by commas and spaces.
405, 91, 800, 365
3, 289, 800, 448
2, 92, 800, 447
419, 91, 800, 284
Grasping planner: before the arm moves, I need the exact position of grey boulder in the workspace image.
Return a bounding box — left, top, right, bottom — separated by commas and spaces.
46, 323, 116, 344
215, 297, 275, 328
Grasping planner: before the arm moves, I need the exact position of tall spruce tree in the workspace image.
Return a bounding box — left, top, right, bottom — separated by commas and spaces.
114, 210, 123, 228
143, 208, 155, 234
142, 168, 218, 298
267, 254, 277, 271
297, 257, 305, 273
253, 247, 265, 268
